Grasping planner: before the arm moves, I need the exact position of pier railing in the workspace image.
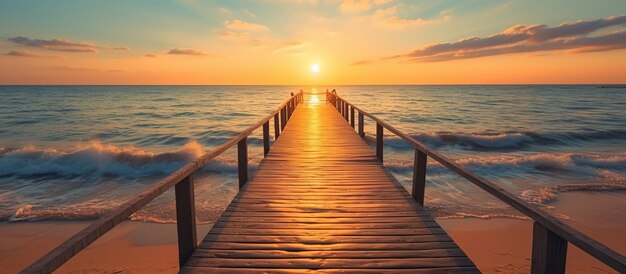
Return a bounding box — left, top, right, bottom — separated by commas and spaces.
326, 91, 626, 274
21, 91, 304, 273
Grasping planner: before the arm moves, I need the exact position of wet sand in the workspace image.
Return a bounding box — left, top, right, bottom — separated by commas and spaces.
1, 191, 625, 273
439, 191, 626, 274
0, 221, 213, 273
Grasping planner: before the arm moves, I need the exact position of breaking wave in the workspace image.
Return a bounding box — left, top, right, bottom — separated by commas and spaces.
374, 130, 626, 151
0, 140, 261, 179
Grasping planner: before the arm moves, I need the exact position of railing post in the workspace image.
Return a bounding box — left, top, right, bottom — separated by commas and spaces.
376, 123, 383, 161
350, 106, 355, 128
263, 121, 270, 157
358, 112, 364, 137
280, 107, 287, 130
344, 102, 349, 121
412, 149, 427, 206
286, 100, 291, 118
238, 137, 248, 188
531, 222, 568, 274
175, 174, 197, 267
274, 113, 280, 140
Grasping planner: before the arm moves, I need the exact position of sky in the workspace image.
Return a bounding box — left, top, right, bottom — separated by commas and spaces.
0, 0, 625, 85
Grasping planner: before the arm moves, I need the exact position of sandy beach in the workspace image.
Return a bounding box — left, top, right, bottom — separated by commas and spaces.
1, 191, 624, 273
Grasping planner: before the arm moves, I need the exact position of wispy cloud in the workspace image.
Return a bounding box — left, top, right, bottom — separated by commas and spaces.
389, 14, 626, 62
351, 59, 375, 66
144, 54, 158, 58
54, 66, 123, 72
113, 47, 130, 51
225, 19, 268, 31
221, 31, 263, 47
273, 40, 306, 53
167, 48, 208, 56
373, 5, 450, 27
4, 50, 44, 57
7, 36, 98, 53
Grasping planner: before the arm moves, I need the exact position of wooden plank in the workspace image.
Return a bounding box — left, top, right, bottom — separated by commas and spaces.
211, 221, 441, 229
191, 249, 468, 259
181, 266, 480, 273
198, 241, 460, 251
200, 234, 453, 244
184, 257, 475, 269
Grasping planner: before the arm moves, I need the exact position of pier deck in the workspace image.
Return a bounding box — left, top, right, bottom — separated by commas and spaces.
182, 95, 477, 273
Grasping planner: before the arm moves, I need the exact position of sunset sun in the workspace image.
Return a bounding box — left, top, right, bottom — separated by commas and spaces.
310, 64, 320, 74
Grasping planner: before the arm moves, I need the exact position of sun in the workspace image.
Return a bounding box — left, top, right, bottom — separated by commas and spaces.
311, 64, 320, 74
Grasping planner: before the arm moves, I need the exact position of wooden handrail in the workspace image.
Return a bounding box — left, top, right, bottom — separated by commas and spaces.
326, 91, 626, 274
21, 91, 304, 274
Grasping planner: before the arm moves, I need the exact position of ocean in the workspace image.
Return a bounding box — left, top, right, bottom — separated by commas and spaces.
1, 85, 625, 225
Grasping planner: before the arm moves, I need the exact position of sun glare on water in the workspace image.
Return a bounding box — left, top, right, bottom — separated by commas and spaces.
311, 64, 320, 74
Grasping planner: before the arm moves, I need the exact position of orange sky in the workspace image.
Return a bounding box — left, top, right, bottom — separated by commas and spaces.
1, 1, 625, 84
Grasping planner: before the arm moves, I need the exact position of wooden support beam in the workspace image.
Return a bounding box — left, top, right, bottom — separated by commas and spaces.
238, 137, 248, 188
412, 150, 427, 206
350, 106, 355, 128
274, 113, 280, 140
358, 112, 364, 137
376, 123, 383, 161
531, 222, 568, 274
175, 174, 197, 267
262, 121, 270, 157
280, 107, 287, 130
287, 100, 291, 118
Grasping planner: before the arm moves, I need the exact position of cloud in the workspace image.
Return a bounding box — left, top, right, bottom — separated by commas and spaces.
390, 14, 626, 62
144, 54, 158, 58
167, 48, 208, 56
273, 40, 306, 53
340, 0, 389, 13
373, 5, 450, 27
113, 47, 130, 51
351, 59, 375, 66
4, 50, 43, 57
225, 19, 268, 31
221, 31, 263, 47
221, 18, 303, 52
7, 36, 98, 53
54, 66, 123, 72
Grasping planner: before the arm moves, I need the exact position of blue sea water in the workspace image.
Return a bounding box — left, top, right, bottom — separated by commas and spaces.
0, 85, 625, 223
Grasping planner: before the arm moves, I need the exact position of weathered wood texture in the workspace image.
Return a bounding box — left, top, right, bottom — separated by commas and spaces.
182, 95, 477, 273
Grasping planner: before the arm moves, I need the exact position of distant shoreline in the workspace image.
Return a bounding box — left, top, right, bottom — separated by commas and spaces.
1, 84, 626, 87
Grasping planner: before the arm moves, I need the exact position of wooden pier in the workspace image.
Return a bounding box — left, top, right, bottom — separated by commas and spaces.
181, 95, 476, 272
22, 91, 626, 274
